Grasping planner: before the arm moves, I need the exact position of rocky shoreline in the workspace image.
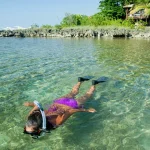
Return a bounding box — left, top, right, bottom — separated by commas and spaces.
0, 28, 150, 39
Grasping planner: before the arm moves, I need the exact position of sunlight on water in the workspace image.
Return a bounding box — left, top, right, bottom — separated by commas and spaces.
0, 37, 150, 150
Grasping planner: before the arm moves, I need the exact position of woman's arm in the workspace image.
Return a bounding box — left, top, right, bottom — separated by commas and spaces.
23, 102, 39, 117
69, 108, 96, 114
55, 108, 96, 126
53, 103, 96, 113
45, 109, 65, 116
45, 104, 96, 116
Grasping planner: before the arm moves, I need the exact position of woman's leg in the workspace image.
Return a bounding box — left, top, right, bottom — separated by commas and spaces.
76, 85, 96, 106
58, 82, 82, 99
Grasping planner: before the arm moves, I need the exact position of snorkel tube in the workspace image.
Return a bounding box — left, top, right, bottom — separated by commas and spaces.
34, 100, 46, 130
33, 100, 47, 138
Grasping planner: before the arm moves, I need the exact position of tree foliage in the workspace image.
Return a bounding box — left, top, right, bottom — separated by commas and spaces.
99, 0, 125, 19
115, 0, 150, 5
41, 24, 52, 29
89, 12, 134, 27
30, 24, 39, 29
98, 0, 150, 19
61, 13, 90, 27
133, 0, 150, 4
59, 12, 135, 27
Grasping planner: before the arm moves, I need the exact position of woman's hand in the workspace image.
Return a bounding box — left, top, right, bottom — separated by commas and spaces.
24, 102, 30, 106
23, 102, 35, 107
87, 108, 97, 113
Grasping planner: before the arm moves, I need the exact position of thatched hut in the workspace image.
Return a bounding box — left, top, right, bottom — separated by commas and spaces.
123, 4, 150, 25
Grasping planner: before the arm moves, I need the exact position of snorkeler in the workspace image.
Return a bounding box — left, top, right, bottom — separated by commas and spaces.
23, 76, 107, 138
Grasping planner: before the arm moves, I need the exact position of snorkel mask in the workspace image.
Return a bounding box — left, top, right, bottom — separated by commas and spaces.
24, 100, 48, 139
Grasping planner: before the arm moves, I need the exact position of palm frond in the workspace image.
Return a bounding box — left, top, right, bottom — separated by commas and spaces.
130, 4, 150, 16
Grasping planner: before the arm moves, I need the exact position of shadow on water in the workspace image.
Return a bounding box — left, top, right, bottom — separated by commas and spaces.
61, 81, 113, 149
62, 101, 104, 148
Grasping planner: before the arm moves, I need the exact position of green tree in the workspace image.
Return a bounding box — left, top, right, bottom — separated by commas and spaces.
30, 24, 39, 29
135, 0, 150, 4
41, 24, 52, 29
61, 13, 90, 27
61, 13, 82, 26
124, 0, 150, 4
89, 13, 109, 26
99, 0, 125, 19
54, 24, 62, 30
124, 0, 138, 4
79, 15, 90, 25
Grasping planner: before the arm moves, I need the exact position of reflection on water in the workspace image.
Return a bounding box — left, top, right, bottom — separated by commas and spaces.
0, 37, 150, 150
93, 38, 150, 150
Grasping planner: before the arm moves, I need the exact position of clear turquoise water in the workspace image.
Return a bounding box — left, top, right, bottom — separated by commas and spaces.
0, 37, 150, 150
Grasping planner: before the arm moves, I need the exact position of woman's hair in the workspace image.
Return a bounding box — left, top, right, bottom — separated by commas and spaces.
26, 111, 42, 130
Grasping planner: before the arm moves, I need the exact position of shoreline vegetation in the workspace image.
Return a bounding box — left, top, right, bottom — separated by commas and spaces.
1, 0, 150, 39
0, 26, 150, 39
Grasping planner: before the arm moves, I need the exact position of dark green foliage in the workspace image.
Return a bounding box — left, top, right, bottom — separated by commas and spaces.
134, 0, 150, 4
121, 0, 150, 5
99, 0, 125, 19
124, 0, 137, 4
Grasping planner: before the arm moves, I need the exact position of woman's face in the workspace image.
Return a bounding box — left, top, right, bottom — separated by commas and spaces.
25, 125, 36, 132
24, 125, 41, 138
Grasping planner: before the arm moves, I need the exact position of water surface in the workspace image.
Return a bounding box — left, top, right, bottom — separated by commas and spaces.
0, 37, 150, 150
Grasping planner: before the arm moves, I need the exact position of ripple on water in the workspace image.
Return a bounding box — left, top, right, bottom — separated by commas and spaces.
0, 38, 150, 149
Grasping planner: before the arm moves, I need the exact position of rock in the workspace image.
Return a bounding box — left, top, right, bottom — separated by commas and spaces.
0, 28, 150, 39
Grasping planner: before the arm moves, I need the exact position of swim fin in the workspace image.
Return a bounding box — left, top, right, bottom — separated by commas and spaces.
92, 76, 108, 85
78, 76, 94, 82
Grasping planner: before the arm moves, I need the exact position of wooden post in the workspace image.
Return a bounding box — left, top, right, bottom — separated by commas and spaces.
125, 8, 129, 19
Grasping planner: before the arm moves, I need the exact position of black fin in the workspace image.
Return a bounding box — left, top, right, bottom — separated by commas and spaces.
92, 76, 108, 85
78, 76, 94, 82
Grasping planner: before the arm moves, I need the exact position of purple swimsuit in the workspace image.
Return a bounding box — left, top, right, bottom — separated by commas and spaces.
47, 98, 79, 127
54, 98, 79, 109
47, 97, 79, 113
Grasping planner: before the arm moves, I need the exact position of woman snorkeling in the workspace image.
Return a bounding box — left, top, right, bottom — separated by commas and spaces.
23, 76, 107, 138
